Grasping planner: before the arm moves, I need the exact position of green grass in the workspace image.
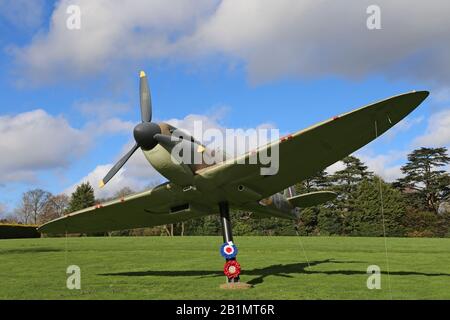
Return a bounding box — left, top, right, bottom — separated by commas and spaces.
1, 236, 450, 299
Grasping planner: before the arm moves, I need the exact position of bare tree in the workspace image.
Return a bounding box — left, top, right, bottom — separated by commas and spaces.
164, 222, 185, 236
164, 224, 174, 236
15, 197, 32, 224
41, 194, 70, 223
0, 203, 6, 219
16, 189, 52, 224
114, 187, 134, 199
0, 203, 19, 224
96, 186, 135, 203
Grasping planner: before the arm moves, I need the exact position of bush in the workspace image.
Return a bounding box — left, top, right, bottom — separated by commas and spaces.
0, 224, 40, 239
402, 211, 446, 237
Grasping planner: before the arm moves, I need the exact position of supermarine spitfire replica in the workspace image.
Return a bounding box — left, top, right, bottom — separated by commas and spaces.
38, 71, 429, 286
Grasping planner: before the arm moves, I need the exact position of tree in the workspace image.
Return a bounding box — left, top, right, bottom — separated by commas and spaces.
329, 156, 373, 234
97, 186, 135, 203
293, 170, 333, 235
350, 177, 406, 236
331, 156, 373, 194
184, 215, 221, 235
16, 189, 52, 224
114, 187, 134, 199
296, 170, 331, 194
232, 211, 255, 235
68, 182, 95, 212
41, 194, 70, 223
402, 211, 440, 237
316, 207, 342, 235
0, 212, 20, 224
295, 207, 319, 235
0, 203, 5, 217
397, 147, 450, 213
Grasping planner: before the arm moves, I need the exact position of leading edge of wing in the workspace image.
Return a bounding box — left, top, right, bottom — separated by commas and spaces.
196, 90, 429, 187
37, 182, 176, 234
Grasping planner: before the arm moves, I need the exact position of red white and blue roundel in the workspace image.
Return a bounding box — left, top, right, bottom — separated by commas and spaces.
220, 241, 238, 259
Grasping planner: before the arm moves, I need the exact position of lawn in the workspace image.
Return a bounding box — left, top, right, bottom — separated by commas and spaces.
1, 236, 450, 299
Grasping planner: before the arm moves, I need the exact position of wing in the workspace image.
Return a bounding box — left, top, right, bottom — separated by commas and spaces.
196, 91, 429, 199
38, 182, 211, 234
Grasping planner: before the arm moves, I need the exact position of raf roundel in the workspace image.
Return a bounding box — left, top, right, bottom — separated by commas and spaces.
220, 241, 238, 259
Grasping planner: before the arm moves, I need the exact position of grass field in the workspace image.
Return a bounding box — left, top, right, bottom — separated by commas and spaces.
1, 236, 450, 299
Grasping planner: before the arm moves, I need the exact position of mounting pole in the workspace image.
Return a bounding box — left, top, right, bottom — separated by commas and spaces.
218, 202, 240, 283
219, 202, 233, 243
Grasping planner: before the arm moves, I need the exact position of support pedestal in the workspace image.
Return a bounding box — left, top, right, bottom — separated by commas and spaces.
218, 202, 252, 289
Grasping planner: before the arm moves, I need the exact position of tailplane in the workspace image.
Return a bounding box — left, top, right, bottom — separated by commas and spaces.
287, 191, 337, 208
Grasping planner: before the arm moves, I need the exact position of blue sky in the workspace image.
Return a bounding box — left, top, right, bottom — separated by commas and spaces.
1, 0, 449, 216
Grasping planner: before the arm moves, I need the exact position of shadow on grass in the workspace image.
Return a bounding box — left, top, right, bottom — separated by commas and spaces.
100, 259, 450, 287
99, 260, 330, 283
0, 247, 62, 254
100, 259, 450, 285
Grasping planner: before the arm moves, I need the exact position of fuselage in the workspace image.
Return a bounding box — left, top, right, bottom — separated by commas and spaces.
142, 122, 298, 219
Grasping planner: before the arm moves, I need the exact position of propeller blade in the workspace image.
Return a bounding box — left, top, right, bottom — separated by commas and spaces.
166, 124, 203, 146
154, 133, 208, 165
99, 143, 139, 188
139, 71, 152, 122
153, 133, 183, 148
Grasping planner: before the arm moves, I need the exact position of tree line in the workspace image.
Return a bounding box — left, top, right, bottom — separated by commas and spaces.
2, 147, 449, 237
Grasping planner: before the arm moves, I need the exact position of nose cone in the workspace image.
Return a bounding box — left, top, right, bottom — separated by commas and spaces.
133, 122, 161, 150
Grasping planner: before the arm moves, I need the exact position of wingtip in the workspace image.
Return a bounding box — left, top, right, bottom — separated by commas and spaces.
411, 90, 430, 98
139, 70, 146, 78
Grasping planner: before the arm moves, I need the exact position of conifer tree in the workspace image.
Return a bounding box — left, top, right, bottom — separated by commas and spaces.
68, 182, 95, 212
397, 147, 450, 213
351, 177, 406, 236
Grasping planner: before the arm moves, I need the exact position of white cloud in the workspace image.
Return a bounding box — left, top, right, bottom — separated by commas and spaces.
356, 152, 405, 182
413, 109, 450, 148
326, 151, 405, 182
325, 161, 346, 175
74, 99, 136, 135
0, 105, 135, 185
11, 0, 450, 86
11, 0, 217, 84
383, 116, 424, 141
0, 109, 90, 183
166, 110, 276, 158
353, 107, 450, 182
432, 88, 450, 104
181, 0, 450, 85
83, 117, 135, 136
63, 158, 163, 200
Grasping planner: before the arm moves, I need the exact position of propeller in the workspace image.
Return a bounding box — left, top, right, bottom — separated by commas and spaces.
139, 70, 152, 122
99, 71, 163, 187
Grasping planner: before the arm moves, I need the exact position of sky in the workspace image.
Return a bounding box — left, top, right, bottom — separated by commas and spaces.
0, 0, 449, 217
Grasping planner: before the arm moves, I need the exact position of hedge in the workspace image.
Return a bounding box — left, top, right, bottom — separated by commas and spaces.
0, 224, 40, 239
